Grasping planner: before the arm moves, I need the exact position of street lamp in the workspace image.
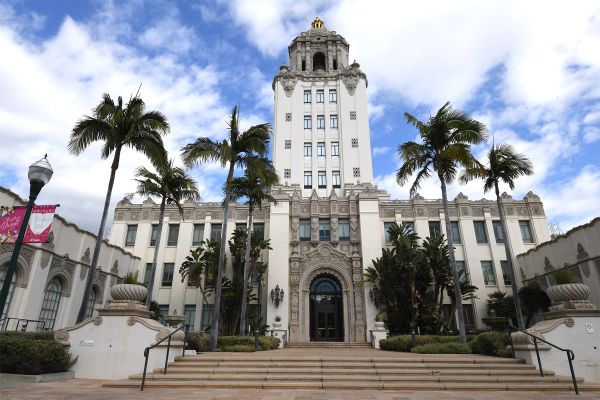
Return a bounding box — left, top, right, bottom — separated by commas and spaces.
270, 284, 284, 308
0, 156, 53, 319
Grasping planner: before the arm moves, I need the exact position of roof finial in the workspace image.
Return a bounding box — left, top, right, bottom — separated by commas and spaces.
311, 17, 324, 29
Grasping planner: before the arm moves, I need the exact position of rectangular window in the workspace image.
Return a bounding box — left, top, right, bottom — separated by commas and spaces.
304, 115, 312, 130
428, 221, 441, 237
384, 222, 395, 243
125, 225, 137, 246
404, 222, 415, 234
450, 221, 461, 244
161, 263, 174, 287
330, 114, 338, 129
455, 260, 467, 280
184, 305, 196, 331
319, 220, 331, 241
316, 89, 324, 103
500, 260, 512, 285
200, 303, 214, 332
317, 142, 325, 156
317, 115, 325, 129
318, 171, 326, 188
158, 305, 170, 325
149, 224, 159, 246
167, 224, 179, 246
253, 223, 265, 240
332, 171, 341, 188
304, 142, 312, 157
331, 142, 339, 156
299, 219, 311, 241
329, 89, 337, 103
463, 304, 475, 327
519, 220, 534, 243
339, 218, 350, 241
304, 171, 312, 189
481, 260, 497, 286
144, 263, 153, 287
473, 221, 488, 244
303, 90, 311, 103
492, 221, 505, 243
192, 224, 204, 246
210, 224, 222, 241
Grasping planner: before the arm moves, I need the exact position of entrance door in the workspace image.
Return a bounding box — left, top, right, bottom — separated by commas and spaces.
309, 275, 343, 341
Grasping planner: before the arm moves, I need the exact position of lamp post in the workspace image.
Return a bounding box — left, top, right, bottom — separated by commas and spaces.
0, 156, 53, 319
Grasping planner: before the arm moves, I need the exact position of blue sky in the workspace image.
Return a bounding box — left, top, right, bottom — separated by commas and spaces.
1, 0, 599, 236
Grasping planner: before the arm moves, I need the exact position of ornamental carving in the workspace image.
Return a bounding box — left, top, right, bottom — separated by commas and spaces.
141, 210, 149, 220
505, 207, 515, 216
544, 257, 554, 272
194, 211, 206, 219
427, 207, 439, 217
472, 208, 484, 217
274, 65, 298, 97
112, 260, 119, 274
416, 208, 425, 217
340, 62, 367, 96
576, 243, 589, 260
460, 206, 470, 216
114, 211, 126, 221
291, 217, 299, 234
81, 248, 91, 264
380, 208, 394, 218
517, 207, 528, 216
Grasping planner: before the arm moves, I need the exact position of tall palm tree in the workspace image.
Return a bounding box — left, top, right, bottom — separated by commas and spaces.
229, 160, 279, 336
460, 143, 533, 328
181, 106, 270, 350
133, 158, 199, 308
69, 93, 169, 323
396, 101, 487, 342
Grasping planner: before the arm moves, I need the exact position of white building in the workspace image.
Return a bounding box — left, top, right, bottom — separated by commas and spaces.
0, 187, 140, 332
108, 19, 551, 342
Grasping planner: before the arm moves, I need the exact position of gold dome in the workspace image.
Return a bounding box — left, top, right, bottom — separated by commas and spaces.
311, 17, 324, 29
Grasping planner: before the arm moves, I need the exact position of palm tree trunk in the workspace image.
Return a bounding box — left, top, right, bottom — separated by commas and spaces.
209, 162, 236, 351
439, 175, 467, 343
146, 197, 166, 308
239, 204, 254, 336
495, 183, 525, 329
77, 147, 121, 323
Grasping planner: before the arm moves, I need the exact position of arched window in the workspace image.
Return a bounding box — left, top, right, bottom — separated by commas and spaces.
84, 287, 98, 319
0, 263, 16, 321
38, 278, 62, 331
313, 52, 326, 71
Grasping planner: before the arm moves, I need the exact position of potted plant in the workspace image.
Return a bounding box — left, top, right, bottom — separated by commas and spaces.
110, 271, 148, 302
273, 315, 282, 328
545, 269, 590, 310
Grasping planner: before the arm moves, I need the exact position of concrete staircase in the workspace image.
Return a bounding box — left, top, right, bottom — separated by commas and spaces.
286, 341, 372, 348
104, 350, 600, 391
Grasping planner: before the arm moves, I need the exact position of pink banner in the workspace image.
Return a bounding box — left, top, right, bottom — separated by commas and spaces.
0, 205, 57, 244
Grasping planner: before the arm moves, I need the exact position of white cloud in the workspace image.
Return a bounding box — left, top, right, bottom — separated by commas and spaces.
372, 146, 390, 156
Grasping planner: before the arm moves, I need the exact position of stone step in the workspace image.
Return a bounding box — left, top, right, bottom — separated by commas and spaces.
174, 355, 523, 363
151, 367, 552, 376
104, 379, 600, 391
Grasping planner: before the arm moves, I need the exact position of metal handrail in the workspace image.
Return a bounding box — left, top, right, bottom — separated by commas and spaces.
140, 323, 188, 391
0, 317, 47, 332
506, 324, 578, 395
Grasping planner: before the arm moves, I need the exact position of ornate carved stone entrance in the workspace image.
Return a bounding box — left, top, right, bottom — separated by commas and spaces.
289, 244, 366, 343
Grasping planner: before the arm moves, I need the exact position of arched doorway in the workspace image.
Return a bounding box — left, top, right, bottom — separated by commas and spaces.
313, 52, 326, 71
309, 275, 343, 341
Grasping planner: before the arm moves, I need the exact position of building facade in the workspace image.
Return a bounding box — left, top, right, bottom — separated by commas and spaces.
109, 19, 551, 342
0, 187, 140, 332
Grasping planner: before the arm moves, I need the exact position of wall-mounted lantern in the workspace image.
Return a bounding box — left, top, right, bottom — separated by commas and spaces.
271, 284, 284, 308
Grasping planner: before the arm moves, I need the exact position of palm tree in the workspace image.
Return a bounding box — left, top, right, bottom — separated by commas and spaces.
133, 159, 199, 307
421, 234, 451, 314
460, 143, 533, 328
396, 101, 487, 342
229, 159, 278, 336
445, 271, 478, 333
181, 106, 270, 350
69, 93, 169, 323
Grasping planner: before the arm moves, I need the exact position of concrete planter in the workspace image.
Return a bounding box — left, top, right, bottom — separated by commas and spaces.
110, 284, 148, 302
374, 321, 385, 329
546, 283, 589, 304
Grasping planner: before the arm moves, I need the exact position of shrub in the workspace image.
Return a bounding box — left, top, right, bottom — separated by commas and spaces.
221, 345, 256, 352
380, 335, 459, 352
184, 333, 280, 352
0, 337, 70, 374
411, 342, 472, 354
470, 331, 509, 356
552, 270, 573, 285
0, 331, 55, 341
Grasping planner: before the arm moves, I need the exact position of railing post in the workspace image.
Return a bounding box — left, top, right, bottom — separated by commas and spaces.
182, 326, 187, 357
567, 350, 579, 395
533, 336, 543, 377
506, 326, 515, 358
164, 336, 172, 375
140, 348, 150, 391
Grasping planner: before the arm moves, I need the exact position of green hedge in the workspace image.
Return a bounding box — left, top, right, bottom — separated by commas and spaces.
0, 337, 70, 375
411, 342, 472, 354
0, 331, 55, 341
185, 333, 280, 352
470, 331, 510, 357
380, 335, 459, 352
